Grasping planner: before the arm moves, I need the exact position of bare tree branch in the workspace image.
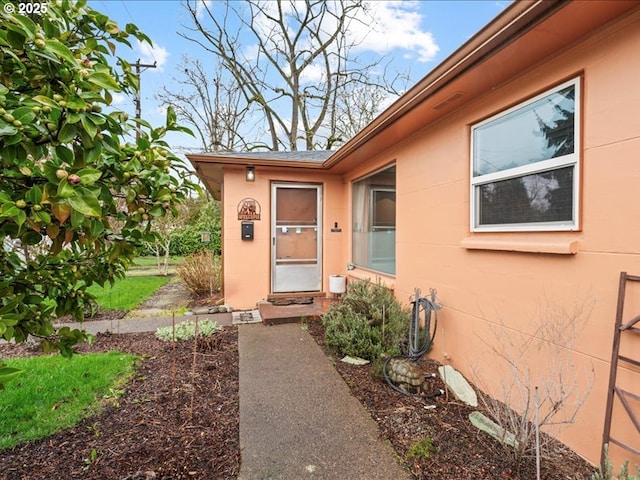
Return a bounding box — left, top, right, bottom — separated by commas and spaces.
176, 0, 409, 151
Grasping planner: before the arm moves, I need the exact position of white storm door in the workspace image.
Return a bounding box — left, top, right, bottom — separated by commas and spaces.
272, 183, 322, 293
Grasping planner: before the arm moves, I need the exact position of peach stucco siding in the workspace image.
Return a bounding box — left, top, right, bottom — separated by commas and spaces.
193, 2, 640, 468
353, 11, 640, 467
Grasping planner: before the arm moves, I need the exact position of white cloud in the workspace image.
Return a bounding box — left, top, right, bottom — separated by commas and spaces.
195, 0, 213, 19
136, 40, 169, 72
350, 1, 439, 63
110, 93, 127, 105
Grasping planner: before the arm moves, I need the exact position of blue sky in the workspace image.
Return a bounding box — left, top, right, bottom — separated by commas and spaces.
90, 1, 510, 153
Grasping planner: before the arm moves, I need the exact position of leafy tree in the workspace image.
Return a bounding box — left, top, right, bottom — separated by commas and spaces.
169, 197, 221, 256
0, 0, 198, 365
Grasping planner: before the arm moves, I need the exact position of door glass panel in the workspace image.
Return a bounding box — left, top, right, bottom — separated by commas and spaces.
275, 187, 318, 266
276, 188, 317, 225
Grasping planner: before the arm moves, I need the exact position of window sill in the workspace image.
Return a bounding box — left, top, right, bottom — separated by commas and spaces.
347, 267, 396, 289
460, 234, 580, 254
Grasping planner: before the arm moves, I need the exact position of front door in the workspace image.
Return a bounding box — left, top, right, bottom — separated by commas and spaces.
271, 183, 322, 293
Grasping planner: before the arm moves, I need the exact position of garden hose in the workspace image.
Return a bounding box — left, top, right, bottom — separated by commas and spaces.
383, 288, 444, 399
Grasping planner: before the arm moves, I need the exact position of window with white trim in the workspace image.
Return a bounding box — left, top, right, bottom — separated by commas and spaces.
470, 78, 580, 231
352, 165, 396, 275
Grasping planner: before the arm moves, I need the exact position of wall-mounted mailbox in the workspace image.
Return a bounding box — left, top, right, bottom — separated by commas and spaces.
241, 221, 254, 241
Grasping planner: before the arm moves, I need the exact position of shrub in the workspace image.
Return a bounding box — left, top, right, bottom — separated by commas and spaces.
155, 320, 222, 341
177, 250, 222, 296
592, 445, 640, 480
322, 279, 409, 361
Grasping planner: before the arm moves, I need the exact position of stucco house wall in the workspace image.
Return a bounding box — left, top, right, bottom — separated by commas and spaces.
347, 9, 640, 465
221, 166, 347, 308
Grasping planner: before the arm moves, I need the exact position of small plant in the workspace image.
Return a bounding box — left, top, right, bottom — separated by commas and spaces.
83, 449, 99, 471
155, 320, 222, 341
408, 436, 438, 460
592, 445, 640, 480
323, 279, 409, 361
177, 250, 222, 296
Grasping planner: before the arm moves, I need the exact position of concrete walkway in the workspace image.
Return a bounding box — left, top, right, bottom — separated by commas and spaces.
238, 323, 410, 480
58, 317, 409, 479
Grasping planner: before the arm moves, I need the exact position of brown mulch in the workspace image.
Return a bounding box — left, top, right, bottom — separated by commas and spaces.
0, 330, 239, 480
0, 320, 596, 479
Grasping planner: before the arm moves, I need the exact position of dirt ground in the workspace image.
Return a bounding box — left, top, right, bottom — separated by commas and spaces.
0, 318, 597, 479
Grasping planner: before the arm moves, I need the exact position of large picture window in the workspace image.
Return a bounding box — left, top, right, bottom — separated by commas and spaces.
471, 78, 580, 231
352, 165, 396, 275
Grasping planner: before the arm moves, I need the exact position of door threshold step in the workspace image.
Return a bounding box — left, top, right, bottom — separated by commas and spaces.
257, 298, 333, 326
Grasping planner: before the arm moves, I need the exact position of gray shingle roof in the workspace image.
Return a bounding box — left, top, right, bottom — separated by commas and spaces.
194, 150, 333, 164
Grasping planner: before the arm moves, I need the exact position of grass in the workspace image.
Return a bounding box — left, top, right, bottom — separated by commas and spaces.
127, 256, 185, 277
0, 351, 137, 450
131, 255, 185, 268
87, 275, 170, 312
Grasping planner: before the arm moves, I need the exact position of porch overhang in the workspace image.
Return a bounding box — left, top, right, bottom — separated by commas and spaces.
187, 0, 639, 196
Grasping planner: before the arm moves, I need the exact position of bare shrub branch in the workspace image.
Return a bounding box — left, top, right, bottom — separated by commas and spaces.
471, 293, 595, 466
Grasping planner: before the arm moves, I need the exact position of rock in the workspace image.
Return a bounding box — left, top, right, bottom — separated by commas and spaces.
469, 411, 519, 448
192, 307, 210, 315
341, 355, 370, 365
208, 306, 220, 314
184, 311, 194, 316
438, 365, 478, 407
218, 306, 227, 313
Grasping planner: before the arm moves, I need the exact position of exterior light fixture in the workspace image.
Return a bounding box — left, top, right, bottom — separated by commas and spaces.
246, 166, 255, 182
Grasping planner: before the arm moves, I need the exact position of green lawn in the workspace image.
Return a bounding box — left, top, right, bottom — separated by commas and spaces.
131, 255, 185, 268
0, 352, 137, 450
87, 275, 171, 311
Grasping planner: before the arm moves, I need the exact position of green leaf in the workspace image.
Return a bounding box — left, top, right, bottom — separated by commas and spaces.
25, 186, 43, 204
76, 168, 101, 185
58, 123, 77, 143
22, 230, 43, 245
55, 145, 74, 165
13, 210, 26, 227
44, 39, 77, 65
57, 178, 75, 198
68, 188, 101, 217
84, 144, 102, 164
12, 107, 36, 124
80, 114, 98, 138
166, 105, 177, 127
0, 124, 18, 136
148, 204, 165, 217
87, 72, 122, 92
0, 365, 23, 386
12, 14, 37, 40
33, 95, 58, 108
0, 314, 20, 327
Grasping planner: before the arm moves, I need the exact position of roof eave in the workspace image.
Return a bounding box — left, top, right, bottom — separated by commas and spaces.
323, 0, 566, 169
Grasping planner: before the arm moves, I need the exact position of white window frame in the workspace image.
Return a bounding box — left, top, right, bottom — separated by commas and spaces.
470, 77, 581, 232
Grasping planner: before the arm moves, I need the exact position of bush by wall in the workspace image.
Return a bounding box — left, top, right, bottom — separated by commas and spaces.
322, 279, 409, 361
177, 250, 222, 296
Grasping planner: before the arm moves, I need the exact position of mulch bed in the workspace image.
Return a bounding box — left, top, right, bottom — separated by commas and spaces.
0, 330, 239, 480
0, 319, 596, 479
304, 320, 596, 480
